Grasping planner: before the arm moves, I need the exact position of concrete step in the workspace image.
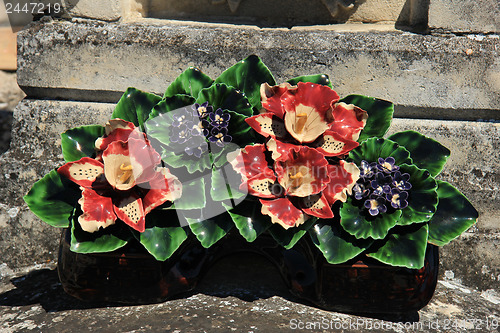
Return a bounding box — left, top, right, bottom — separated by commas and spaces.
0, 257, 499, 332
16, 18, 500, 120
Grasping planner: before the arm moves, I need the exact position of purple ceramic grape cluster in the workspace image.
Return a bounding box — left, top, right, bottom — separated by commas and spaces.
352, 157, 412, 216
170, 102, 232, 157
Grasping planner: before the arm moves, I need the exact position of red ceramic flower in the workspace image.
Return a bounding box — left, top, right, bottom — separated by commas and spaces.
247, 82, 368, 156
58, 120, 182, 233
229, 140, 359, 229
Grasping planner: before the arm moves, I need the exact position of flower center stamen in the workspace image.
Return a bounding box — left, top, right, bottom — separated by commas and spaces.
119, 163, 133, 183
289, 171, 304, 189
295, 113, 308, 134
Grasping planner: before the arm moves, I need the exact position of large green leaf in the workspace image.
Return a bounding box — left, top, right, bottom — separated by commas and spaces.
60, 125, 104, 162
111, 87, 162, 131
147, 94, 195, 121
287, 74, 333, 88
428, 180, 478, 246
211, 166, 246, 202
172, 177, 207, 210
397, 164, 438, 225
224, 110, 255, 146
224, 200, 271, 242
388, 131, 451, 177
340, 95, 394, 142
348, 137, 412, 166
23, 170, 80, 227
133, 210, 188, 261
340, 198, 402, 240
215, 55, 275, 111
309, 220, 374, 264
70, 213, 131, 253
196, 83, 253, 117
367, 223, 429, 269
164, 67, 214, 99
161, 148, 212, 174
268, 217, 318, 250
186, 210, 234, 248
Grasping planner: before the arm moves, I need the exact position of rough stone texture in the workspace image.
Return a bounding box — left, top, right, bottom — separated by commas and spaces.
429, 0, 500, 33
0, 99, 114, 269
16, 19, 500, 119
0, 257, 499, 332
63, 0, 123, 21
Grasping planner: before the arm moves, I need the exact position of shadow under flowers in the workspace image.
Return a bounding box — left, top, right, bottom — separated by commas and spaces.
0, 253, 419, 323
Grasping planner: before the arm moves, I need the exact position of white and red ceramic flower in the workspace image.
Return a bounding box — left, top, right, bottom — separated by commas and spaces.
58, 119, 182, 233
246, 82, 368, 156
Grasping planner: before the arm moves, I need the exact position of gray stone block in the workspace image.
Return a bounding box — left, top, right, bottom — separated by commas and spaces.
429, 0, 500, 33
0, 99, 114, 269
17, 19, 500, 119
0, 99, 498, 291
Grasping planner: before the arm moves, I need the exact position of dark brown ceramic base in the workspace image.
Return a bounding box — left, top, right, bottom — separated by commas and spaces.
58, 228, 438, 313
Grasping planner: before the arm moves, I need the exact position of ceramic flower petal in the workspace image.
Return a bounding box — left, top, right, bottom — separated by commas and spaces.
329, 102, 368, 141
245, 114, 288, 140
246, 173, 278, 198
323, 161, 360, 204
57, 157, 104, 188
95, 119, 138, 150
77, 187, 116, 233
260, 197, 308, 230
114, 195, 146, 232
266, 138, 297, 161
228, 144, 275, 183
141, 167, 183, 214
282, 82, 339, 143
274, 146, 330, 197
260, 82, 297, 117
315, 130, 360, 157
103, 138, 161, 191
299, 193, 334, 219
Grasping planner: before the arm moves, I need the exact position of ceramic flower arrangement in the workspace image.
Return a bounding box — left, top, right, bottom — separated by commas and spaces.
24, 55, 478, 268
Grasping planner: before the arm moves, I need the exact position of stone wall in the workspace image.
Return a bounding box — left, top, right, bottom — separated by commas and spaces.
0, 0, 498, 292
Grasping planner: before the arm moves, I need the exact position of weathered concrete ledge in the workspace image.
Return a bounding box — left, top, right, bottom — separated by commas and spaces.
17, 18, 500, 119
0, 257, 499, 332
0, 99, 498, 291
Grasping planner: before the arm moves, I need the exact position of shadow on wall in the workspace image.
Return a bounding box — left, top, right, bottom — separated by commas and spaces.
396, 0, 430, 32
0, 110, 13, 155
141, 0, 366, 27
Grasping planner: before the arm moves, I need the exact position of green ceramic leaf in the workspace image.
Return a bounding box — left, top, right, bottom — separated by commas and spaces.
224, 200, 271, 242
215, 55, 275, 111
187, 210, 234, 248
23, 170, 80, 227
196, 83, 253, 117
164, 67, 214, 99
367, 223, 429, 269
348, 137, 412, 167
172, 177, 207, 210
161, 148, 212, 174
287, 74, 333, 88
388, 131, 451, 177
268, 217, 318, 250
428, 180, 478, 246
397, 164, 438, 225
224, 110, 255, 146
133, 210, 188, 261
211, 166, 246, 202
147, 94, 195, 121
340, 198, 402, 240
340, 95, 394, 142
111, 87, 162, 131
70, 214, 131, 253
309, 220, 374, 264
60, 125, 104, 162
